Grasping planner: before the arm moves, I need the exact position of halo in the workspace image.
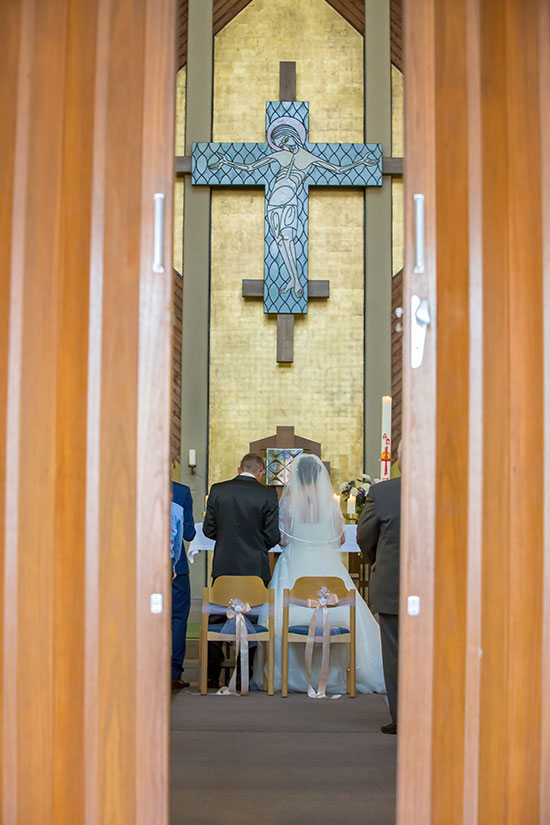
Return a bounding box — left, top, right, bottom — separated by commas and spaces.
266, 116, 307, 151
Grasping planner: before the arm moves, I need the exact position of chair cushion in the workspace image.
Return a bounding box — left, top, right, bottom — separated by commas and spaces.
288, 625, 350, 636
209, 624, 269, 634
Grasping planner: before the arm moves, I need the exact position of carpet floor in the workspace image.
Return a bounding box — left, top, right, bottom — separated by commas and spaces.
170, 690, 397, 825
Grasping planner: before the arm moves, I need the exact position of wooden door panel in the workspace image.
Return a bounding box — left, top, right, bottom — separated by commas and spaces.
399, 0, 549, 823
431, 2, 470, 822
17, 1, 68, 820
0, 2, 24, 815
397, 0, 437, 821
539, 3, 550, 822
1, 1, 175, 823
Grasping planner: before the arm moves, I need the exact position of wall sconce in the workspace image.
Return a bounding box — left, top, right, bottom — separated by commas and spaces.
188, 449, 197, 475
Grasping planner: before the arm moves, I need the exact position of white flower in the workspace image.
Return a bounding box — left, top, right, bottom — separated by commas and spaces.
351, 487, 359, 496
339, 482, 347, 492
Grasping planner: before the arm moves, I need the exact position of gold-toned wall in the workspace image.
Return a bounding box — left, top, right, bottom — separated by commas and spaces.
209, 0, 365, 488
392, 64, 404, 276
173, 67, 186, 275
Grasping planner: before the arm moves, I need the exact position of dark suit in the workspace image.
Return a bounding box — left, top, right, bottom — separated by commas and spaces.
203, 474, 280, 586
171, 482, 196, 680
357, 477, 401, 724
203, 474, 280, 683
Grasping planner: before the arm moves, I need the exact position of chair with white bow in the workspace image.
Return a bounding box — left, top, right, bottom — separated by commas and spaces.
281, 576, 356, 698
199, 575, 275, 695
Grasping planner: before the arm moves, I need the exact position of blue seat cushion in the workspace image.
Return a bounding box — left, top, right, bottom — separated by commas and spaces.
209, 625, 269, 634
288, 625, 350, 636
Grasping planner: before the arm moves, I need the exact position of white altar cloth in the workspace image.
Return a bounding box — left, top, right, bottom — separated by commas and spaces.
187, 522, 360, 564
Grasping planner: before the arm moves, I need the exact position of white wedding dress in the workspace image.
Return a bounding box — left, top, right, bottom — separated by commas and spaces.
252, 455, 386, 695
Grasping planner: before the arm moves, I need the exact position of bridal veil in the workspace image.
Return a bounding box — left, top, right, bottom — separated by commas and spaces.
279, 454, 344, 547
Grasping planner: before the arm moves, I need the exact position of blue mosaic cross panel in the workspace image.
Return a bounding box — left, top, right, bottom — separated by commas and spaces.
192, 101, 382, 315
265, 448, 304, 486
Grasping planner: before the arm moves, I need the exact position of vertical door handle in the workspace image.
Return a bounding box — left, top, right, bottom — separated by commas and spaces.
411, 295, 431, 369
413, 193, 425, 274
153, 193, 165, 273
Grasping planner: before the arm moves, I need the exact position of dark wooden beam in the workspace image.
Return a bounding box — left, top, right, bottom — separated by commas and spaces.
309, 280, 330, 298
176, 154, 403, 178
279, 61, 296, 102
277, 315, 294, 363
382, 156, 403, 175
242, 279, 330, 299
175, 155, 192, 175
242, 279, 263, 297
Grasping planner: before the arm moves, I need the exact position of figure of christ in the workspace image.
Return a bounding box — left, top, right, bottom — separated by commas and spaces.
208, 116, 378, 300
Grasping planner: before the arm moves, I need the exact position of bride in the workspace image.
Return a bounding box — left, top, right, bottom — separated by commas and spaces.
252, 453, 386, 695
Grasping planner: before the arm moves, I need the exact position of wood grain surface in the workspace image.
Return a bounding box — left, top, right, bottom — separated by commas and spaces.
399, 0, 548, 823
397, 0, 437, 820
1, 1, 175, 823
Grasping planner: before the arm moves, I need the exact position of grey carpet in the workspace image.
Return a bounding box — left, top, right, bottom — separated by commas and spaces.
170, 691, 396, 825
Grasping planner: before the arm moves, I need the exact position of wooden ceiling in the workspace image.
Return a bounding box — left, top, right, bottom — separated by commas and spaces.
177, 0, 403, 72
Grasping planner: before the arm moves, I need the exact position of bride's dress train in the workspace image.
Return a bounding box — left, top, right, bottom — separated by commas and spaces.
252, 455, 386, 695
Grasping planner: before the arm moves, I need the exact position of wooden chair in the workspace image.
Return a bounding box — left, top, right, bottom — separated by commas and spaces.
281, 576, 356, 698
199, 576, 275, 695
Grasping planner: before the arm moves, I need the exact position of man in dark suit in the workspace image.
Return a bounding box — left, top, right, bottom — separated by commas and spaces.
357, 442, 402, 734
203, 453, 280, 586
203, 453, 280, 686
171, 480, 196, 689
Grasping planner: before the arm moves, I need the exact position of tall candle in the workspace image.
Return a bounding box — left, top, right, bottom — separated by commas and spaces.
380, 396, 392, 481
333, 493, 341, 508
347, 495, 356, 515
188, 448, 197, 467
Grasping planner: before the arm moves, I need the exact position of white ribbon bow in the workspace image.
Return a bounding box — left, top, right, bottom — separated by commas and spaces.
217, 599, 252, 697
304, 587, 341, 699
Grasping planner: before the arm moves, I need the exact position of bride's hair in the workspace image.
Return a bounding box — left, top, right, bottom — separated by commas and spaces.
297, 454, 321, 487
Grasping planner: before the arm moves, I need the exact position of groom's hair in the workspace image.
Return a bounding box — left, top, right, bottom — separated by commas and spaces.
240, 453, 265, 474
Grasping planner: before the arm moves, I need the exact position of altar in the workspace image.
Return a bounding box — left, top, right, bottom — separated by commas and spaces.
186, 522, 362, 563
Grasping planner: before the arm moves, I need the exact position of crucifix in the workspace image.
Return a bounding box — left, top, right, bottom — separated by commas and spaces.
191, 62, 383, 362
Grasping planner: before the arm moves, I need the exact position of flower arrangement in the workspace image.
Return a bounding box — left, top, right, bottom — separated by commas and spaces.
339, 474, 379, 516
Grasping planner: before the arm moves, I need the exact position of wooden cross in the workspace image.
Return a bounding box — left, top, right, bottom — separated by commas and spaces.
177, 65, 403, 364
241, 62, 329, 363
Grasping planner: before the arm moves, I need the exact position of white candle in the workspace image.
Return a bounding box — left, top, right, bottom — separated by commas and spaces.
347, 495, 356, 515
380, 396, 392, 481
333, 493, 341, 508
188, 448, 196, 467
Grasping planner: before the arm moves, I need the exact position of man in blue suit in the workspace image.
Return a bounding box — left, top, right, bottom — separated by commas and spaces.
171, 480, 196, 689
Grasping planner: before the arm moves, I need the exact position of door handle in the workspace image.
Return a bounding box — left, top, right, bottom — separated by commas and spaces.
411, 295, 431, 369
153, 193, 165, 273
413, 194, 425, 274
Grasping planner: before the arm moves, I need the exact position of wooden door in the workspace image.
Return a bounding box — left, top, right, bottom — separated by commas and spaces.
0, 1, 175, 823
398, 0, 550, 823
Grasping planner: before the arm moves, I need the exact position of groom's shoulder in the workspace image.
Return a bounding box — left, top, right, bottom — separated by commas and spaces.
211, 476, 244, 493
210, 478, 235, 492
370, 476, 401, 502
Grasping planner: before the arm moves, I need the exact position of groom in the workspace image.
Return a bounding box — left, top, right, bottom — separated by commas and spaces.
203, 453, 280, 686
